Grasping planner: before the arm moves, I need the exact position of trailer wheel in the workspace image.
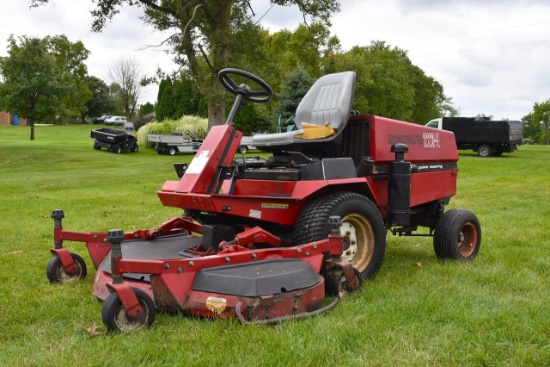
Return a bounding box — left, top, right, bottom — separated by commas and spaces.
102, 288, 155, 332
293, 192, 386, 279
168, 147, 177, 156
477, 145, 492, 157
433, 209, 481, 260
46, 253, 87, 283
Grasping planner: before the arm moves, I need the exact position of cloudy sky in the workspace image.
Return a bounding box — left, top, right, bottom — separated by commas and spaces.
2, 0, 550, 120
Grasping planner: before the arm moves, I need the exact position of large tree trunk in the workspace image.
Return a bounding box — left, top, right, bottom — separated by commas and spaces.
207, 72, 227, 128
29, 118, 35, 141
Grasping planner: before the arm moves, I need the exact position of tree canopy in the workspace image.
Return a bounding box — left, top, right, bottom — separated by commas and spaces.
30, 0, 340, 128
0, 35, 90, 140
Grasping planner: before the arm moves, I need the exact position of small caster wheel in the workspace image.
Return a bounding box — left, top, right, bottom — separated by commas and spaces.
46, 252, 87, 283
102, 288, 156, 332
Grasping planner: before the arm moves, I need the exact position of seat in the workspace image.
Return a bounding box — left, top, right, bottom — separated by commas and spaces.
252, 71, 356, 153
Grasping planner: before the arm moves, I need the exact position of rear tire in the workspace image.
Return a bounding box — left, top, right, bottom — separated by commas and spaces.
293, 191, 386, 279
434, 209, 481, 260
477, 145, 492, 157
168, 147, 177, 156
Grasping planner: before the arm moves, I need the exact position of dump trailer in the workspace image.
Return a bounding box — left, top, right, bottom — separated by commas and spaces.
426, 117, 522, 157
91, 128, 138, 154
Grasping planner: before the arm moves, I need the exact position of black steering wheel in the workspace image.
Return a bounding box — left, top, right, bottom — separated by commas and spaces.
218, 68, 273, 103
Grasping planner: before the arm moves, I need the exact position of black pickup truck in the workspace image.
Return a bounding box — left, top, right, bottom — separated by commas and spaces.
426, 117, 523, 157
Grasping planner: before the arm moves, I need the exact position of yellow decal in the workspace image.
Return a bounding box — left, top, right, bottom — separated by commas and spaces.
261, 203, 289, 210
206, 296, 227, 314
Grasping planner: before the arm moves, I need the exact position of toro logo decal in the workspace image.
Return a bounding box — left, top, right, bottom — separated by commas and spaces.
422, 132, 441, 148
387, 133, 441, 149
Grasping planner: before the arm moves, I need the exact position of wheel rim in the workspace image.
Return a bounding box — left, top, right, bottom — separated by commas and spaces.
458, 222, 478, 257
113, 299, 151, 331
340, 214, 375, 271
55, 261, 83, 283
479, 147, 488, 156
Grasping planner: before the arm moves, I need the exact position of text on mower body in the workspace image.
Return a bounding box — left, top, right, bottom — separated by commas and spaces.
387, 133, 441, 148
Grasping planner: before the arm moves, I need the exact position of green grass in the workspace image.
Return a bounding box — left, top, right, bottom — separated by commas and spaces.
0, 124, 549, 366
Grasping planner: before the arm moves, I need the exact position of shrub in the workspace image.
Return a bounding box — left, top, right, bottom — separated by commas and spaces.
136, 115, 208, 148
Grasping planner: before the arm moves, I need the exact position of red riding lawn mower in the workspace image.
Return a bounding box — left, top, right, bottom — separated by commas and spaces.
47, 69, 481, 332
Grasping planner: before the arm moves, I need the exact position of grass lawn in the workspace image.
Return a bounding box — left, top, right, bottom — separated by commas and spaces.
0, 124, 549, 366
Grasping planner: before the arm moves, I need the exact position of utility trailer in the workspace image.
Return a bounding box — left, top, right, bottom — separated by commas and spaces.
47, 69, 481, 332
91, 128, 138, 154
426, 117, 523, 157
148, 132, 204, 155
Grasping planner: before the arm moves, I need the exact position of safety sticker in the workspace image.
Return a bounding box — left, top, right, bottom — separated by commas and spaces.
249, 209, 262, 219
186, 151, 210, 174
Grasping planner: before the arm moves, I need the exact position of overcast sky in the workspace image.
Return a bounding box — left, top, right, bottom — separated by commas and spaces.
2, 0, 550, 121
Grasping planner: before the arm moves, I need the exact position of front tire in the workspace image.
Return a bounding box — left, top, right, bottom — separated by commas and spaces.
46, 253, 87, 283
433, 209, 481, 260
293, 192, 386, 279
102, 288, 155, 332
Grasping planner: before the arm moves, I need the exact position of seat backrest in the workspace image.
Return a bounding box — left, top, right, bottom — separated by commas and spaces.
295, 71, 356, 130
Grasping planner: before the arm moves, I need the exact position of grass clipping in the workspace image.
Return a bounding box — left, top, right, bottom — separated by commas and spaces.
137, 115, 208, 148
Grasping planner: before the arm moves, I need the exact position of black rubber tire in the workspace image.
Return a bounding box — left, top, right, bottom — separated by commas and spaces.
433, 209, 481, 260
93, 143, 101, 150
102, 288, 156, 332
168, 147, 177, 156
131, 144, 139, 153
477, 145, 492, 157
293, 191, 386, 279
324, 266, 363, 297
46, 253, 87, 283
239, 145, 248, 154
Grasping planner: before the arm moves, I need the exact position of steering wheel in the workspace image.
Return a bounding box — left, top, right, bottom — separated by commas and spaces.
218, 68, 273, 103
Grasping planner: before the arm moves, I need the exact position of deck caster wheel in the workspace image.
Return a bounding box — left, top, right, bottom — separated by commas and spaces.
46, 252, 87, 283
434, 209, 481, 260
102, 288, 155, 332
324, 266, 363, 297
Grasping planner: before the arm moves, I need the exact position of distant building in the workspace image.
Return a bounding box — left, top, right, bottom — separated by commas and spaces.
0, 111, 27, 126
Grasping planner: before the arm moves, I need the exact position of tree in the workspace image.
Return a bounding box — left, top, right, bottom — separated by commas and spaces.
274, 67, 313, 121
48, 35, 92, 122
139, 102, 155, 118
31, 0, 341, 129
332, 41, 452, 124
108, 57, 145, 121
532, 99, 550, 145
0, 36, 62, 140
84, 76, 115, 122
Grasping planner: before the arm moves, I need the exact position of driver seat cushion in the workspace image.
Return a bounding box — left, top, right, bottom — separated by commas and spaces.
253, 71, 356, 146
